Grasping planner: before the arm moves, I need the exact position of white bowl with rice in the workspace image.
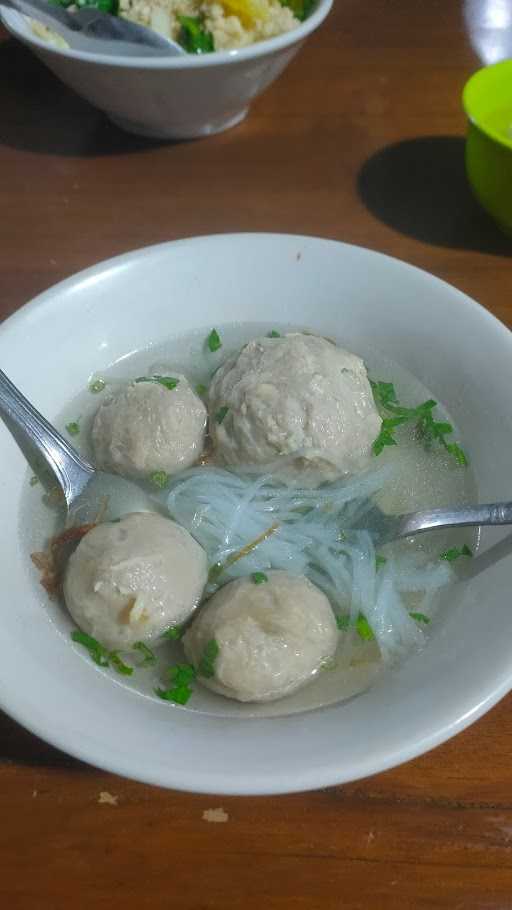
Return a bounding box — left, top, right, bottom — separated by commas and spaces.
0, 0, 332, 138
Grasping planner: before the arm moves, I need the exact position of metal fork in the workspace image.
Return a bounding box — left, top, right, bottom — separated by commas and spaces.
358, 502, 512, 547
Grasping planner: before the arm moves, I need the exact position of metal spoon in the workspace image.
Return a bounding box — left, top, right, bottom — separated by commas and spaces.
2, 0, 187, 57
356, 500, 512, 548
0, 368, 160, 527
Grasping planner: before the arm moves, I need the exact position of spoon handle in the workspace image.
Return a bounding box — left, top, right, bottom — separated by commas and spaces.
395, 503, 512, 539
0, 368, 94, 505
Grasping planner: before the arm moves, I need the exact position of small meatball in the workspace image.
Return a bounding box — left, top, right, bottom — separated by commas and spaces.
92, 376, 206, 480
183, 571, 338, 703
208, 333, 381, 481
64, 512, 207, 650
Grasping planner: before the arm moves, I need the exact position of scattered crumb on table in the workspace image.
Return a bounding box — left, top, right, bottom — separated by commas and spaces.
98, 791, 119, 806
202, 808, 229, 823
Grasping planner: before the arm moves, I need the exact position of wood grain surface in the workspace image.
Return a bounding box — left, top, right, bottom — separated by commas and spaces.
2, 1, 512, 906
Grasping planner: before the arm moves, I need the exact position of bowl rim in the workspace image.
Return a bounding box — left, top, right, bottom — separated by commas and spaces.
462, 59, 512, 152
3, 232, 512, 795
0, 0, 332, 68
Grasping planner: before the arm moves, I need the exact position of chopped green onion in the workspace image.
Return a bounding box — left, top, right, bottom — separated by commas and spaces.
197, 639, 219, 678
156, 663, 196, 705
336, 613, 375, 640
409, 612, 430, 624
208, 562, 224, 583
156, 684, 192, 705
336, 615, 350, 630
133, 641, 157, 666
89, 378, 106, 394
196, 383, 208, 397
169, 663, 196, 686
72, 631, 139, 675
149, 470, 170, 489
440, 544, 473, 562
207, 328, 222, 353
177, 15, 214, 54
71, 630, 109, 667
370, 379, 398, 409
251, 571, 268, 584
215, 406, 229, 424
277, 0, 314, 21
268, 330, 281, 338
370, 377, 468, 467
135, 375, 179, 391
356, 615, 374, 641
65, 420, 80, 437
51, 0, 119, 10
161, 625, 183, 641
29, 475, 39, 487
109, 651, 134, 676
76, 0, 119, 12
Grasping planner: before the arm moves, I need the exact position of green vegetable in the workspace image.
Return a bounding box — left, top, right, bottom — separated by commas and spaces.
206, 328, 222, 352
178, 15, 215, 53
268, 330, 281, 338
50, 0, 119, 10
375, 554, 387, 569
416, 410, 469, 466
336, 613, 375, 640
65, 420, 80, 437
440, 544, 473, 562
156, 663, 196, 705
109, 651, 134, 676
251, 571, 268, 584
278, 0, 314, 21
215, 405, 229, 424
149, 470, 170, 489
370, 380, 399, 409
370, 378, 468, 467
72, 630, 109, 666
156, 685, 191, 705
356, 615, 374, 641
197, 638, 219, 678
135, 375, 179, 391
208, 562, 224, 583
161, 625, 183, 640
409, 612, 430, 624
76, 0, 119, 11
170, 663, 196, 686
339, 607, 431, 638
29, 475, 39, 487
89, 378, 106, 394
133, 641, 157, 666
196, 383, 208, 397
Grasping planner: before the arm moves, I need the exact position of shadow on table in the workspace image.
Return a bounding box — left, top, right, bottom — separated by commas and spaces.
0, 710, 88, 770
0, 38, 167, 156
357, 136, 512, 256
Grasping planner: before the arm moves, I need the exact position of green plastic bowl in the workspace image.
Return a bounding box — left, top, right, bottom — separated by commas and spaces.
463, 60, 512, 236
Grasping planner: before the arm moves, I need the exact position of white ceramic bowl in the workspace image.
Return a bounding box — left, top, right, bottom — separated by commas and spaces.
2, 233, 512, 795
0, 1, 331, 139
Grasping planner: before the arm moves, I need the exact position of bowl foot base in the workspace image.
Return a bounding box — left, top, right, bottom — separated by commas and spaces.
108, 107, 249, 140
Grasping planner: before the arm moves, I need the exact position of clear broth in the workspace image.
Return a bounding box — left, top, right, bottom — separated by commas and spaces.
18, 323, 478, 718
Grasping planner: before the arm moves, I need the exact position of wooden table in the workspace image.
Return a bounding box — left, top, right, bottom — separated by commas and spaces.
2, 1, 512, 906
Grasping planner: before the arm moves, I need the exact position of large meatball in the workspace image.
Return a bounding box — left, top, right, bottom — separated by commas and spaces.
208, 334, 381, 480
183, 571, 338, 703
64, 512, 207, 650
92, 375, 206, 480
